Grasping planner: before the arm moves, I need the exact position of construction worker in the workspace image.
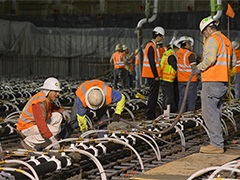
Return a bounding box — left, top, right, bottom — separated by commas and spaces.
177, 36, 198, 112
134, 49, 140, 88
142, 26, 164, 120
160, 39, 180, 114
192, 17, 236, 154
110, 44, 128, 90
232, 41, 240, 98
157, 30, 178, 60
123, 44, 134, 89
71, 79, 125, 138
17, 77, 70, 150
157, 41, 168, 60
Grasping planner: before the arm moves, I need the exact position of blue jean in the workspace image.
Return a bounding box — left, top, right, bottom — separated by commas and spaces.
201, 82, 228, 148
127, 71, 133, 88
178, 82, 197, 112
235, 73, 240, 98
135, 65, 139, 88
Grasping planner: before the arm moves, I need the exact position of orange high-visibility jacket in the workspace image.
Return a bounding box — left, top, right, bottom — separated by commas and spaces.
201, 32, 233, 82
142, 41, 161, 78
158, 46, 168, 59
17, 91, 51, 131
234, 49, 240, 73
112, 51, 125, 69
177, 48, 197, 82
135, 49, 139, 65
75, 79, 112, 108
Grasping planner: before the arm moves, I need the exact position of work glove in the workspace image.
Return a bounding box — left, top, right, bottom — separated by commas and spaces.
192, 66, 201, 75
81, 126, 88, 133
62, 111, 70, 123
112, 113, 121, 122
49, 136, 60, 150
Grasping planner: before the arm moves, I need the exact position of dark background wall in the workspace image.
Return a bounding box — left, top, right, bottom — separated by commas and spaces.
0, 0, 239, 30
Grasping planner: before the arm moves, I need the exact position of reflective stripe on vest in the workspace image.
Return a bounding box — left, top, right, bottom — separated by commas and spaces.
177, 48, 197, 82
160, 49, 177, 82
75, 79, 112, 108
201, 32, 232, 82
19, 91, 50, 124
113, 52, 125, 68
135, 53, 139, 65
142, 41, 161, 78
234, 49, 240, 73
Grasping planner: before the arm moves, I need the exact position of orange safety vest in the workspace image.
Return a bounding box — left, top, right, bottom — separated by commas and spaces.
135, 49, 139, 65
142, 41, 161, 78
234, 49, 240, 73
158, 46, 168, 59
125, 53, 134, 71
75, 79, 112, 108
201, 32, 232, 82
112, 51, 125, 69
17, 91, 51, 131
177, 48, 198, 82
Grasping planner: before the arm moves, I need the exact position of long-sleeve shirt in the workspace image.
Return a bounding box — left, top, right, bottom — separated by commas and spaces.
197, 31, 237, 71
148, 45, 159, 78
32, 101, 64, 138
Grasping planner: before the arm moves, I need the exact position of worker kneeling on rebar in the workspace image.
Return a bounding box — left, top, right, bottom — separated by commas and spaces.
66, 79, 125, 138
17, 77, 70, 150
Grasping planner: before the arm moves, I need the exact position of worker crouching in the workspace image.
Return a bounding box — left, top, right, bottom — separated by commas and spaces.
17, 77, 70, 150
74, 79, 125, 138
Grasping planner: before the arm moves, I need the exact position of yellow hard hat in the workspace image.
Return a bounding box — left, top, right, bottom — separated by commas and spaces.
115, 44, 123, 51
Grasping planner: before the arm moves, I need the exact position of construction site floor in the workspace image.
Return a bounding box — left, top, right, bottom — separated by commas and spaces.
130, 148, 240, 180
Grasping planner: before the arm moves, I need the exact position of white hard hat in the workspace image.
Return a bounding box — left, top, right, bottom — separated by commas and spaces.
173, 39, 181, 49
122, 44, 128, 50
232, 41, 240, 50
178, 36, 194, 47
40, 77, 62, 91
153, 26, 165, 36
115, 44, 123, 51
199, 17, 219, 35
85, 86, 105, 110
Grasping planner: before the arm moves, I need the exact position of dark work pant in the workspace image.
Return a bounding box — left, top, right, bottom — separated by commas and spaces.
161, 80, 177, 113
114, 68, 127, 89
146, 78, 160, 120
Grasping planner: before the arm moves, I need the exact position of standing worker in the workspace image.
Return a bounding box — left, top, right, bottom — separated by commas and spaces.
123, 44, 134, 89
160, 40, 180, 114
192, 17, 236, 154
70, 79, 125, 138
17, 77, 70, 150
157, 41, 168, 60
134, 48, 140, 89
110, 44, 128, 90
232, 41, 240, 98
142, 26, 164, 120
177, 36, 198, 112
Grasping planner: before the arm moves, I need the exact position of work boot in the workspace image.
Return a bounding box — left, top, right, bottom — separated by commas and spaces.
199, 144, 224, 154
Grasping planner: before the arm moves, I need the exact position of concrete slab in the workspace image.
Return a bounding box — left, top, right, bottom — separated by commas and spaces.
131, 149, 240, 180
